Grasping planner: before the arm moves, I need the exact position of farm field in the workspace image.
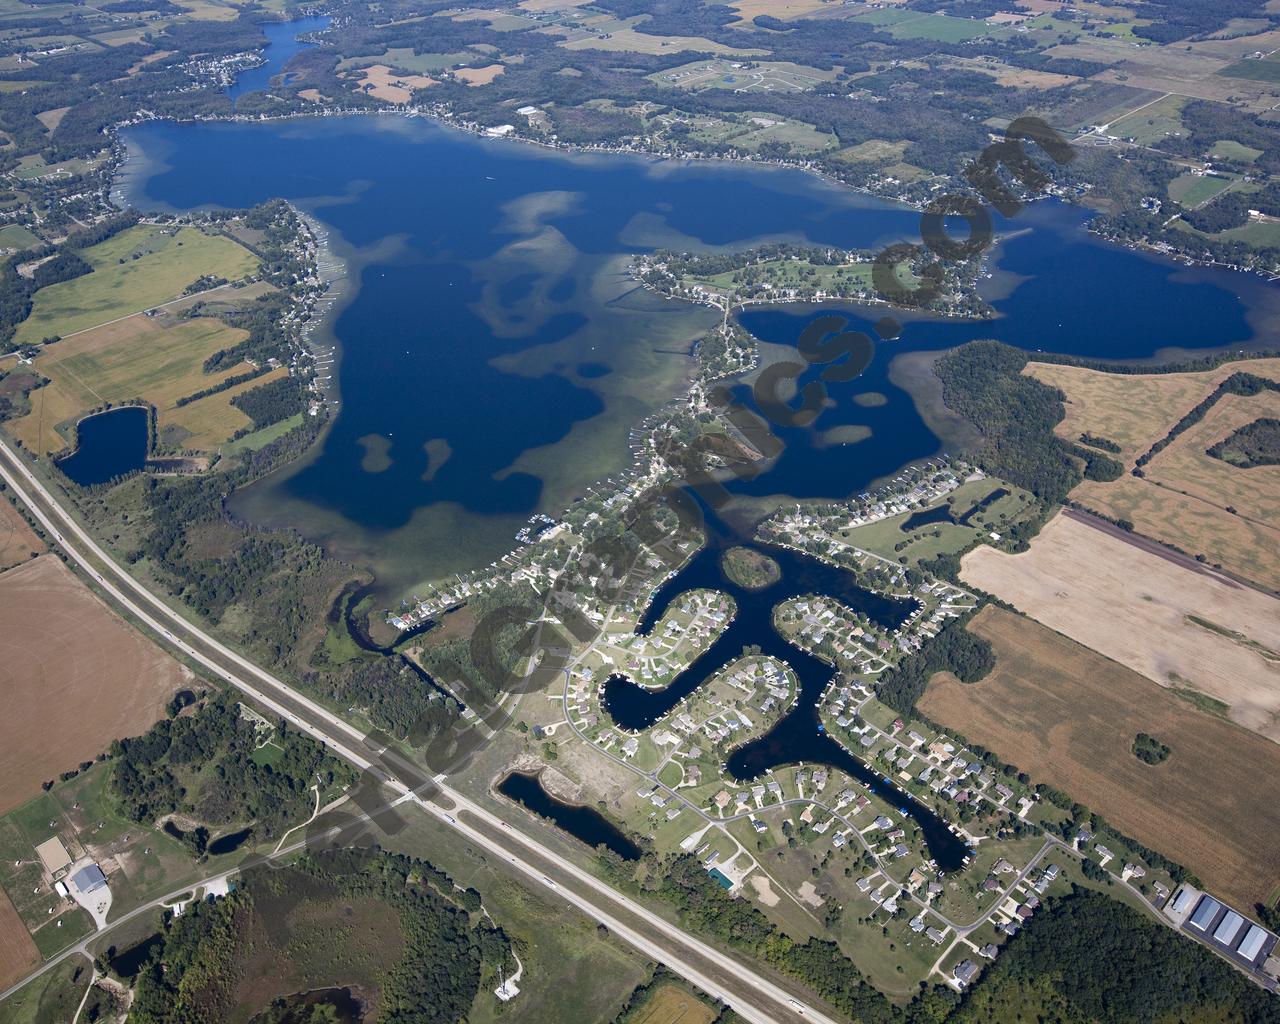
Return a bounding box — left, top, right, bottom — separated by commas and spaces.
337, 47, 473, 73
1167, 172, 1233, 206
14, 224, 259, 344
1027, 358, 1280, 589
0, 888, 39, 993
960, 511, 1280, 742
648, 58, 835, 93
162, 365, 288, 449
547, 15, 768, 56
1074, 471, 1280, 592
1218, 52, 1280, 82
0, 555, 192, 815
0, 496, 42, 572
855, 8, 997, 41
1106, 93, 1186, 145
919, 605, 1280, 909
1142, 389, 1280, 527
626, 982, 718, 1024
5, 314, 259, 455
1025, 357, 1280, 467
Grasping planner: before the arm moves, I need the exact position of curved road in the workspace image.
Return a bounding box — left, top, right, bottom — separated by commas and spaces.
0, 438, 833, 1024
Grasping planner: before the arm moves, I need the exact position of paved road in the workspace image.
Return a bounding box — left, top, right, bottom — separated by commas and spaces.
0, 438, 833, 1024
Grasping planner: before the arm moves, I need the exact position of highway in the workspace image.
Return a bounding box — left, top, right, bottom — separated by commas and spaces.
0, 436, 832, 1024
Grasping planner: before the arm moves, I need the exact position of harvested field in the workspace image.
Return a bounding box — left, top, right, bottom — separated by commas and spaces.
161, 365, 289, 450
0, 555, 192, 815
1073, 473, 1280, 592
960, 511, 1280, 741
0, 886, 39, 990
453, 63, 505, 85
921, 605, 1280, 909
35, 106, 68, 131
1026, 358, 1280, 589
349, 64, 436, 103
5, 314, 257, 455
1144, 389, 1280, 524
0, 496, 42, 572
629, 983, 718, 1024
1025, 358, 1280, 467
724, 0, 835, 26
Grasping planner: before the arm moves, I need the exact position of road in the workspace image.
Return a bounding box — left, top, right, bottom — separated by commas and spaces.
0, 436, 832, 1024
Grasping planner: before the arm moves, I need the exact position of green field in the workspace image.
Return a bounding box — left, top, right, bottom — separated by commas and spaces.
1218, 217, 1280, 248
1218, 53, 1280, 82
1211, 139, 1263, 163
685, 257, 874, 296
0, 224, 39, 251
15, 225, 260, 344
0, 766, 198, 948
856, 8, 995, 41
1108, 94, 1186, 146
338, 47, 473, 73
223, 412, 305, 454
1167, 172, 1233, 207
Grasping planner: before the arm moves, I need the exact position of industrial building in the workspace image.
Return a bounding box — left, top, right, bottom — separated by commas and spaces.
1181, 892, 1278, 970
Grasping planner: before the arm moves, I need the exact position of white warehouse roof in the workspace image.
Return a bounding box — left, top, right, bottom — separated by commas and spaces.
1213, 911, 1245, 946
1237, 925, 1269, 964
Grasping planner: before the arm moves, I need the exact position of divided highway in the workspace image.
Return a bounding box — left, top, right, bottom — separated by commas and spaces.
0, 437, 829, 1024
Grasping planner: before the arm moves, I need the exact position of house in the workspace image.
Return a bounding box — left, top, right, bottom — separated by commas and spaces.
978, 944, 999, 959
953, 960, 980, 987
926, 926, 947, 944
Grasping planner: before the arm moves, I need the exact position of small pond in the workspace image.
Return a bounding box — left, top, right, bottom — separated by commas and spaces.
56, 406, 148, 487
497, 771, 641, 861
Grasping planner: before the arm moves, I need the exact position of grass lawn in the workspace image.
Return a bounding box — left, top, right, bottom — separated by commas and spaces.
15, 225, 259, 344
837, 478, 1034, 566
29, 908, 92, 959
0, 956, 90, 1024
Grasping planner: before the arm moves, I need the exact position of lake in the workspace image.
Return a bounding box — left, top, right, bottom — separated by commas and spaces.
116, 112, 1278, 599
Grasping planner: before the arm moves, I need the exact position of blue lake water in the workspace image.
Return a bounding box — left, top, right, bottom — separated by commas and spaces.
115, 113, 1277, 595
57, 406, 148, 487
226, 15, 331, 104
